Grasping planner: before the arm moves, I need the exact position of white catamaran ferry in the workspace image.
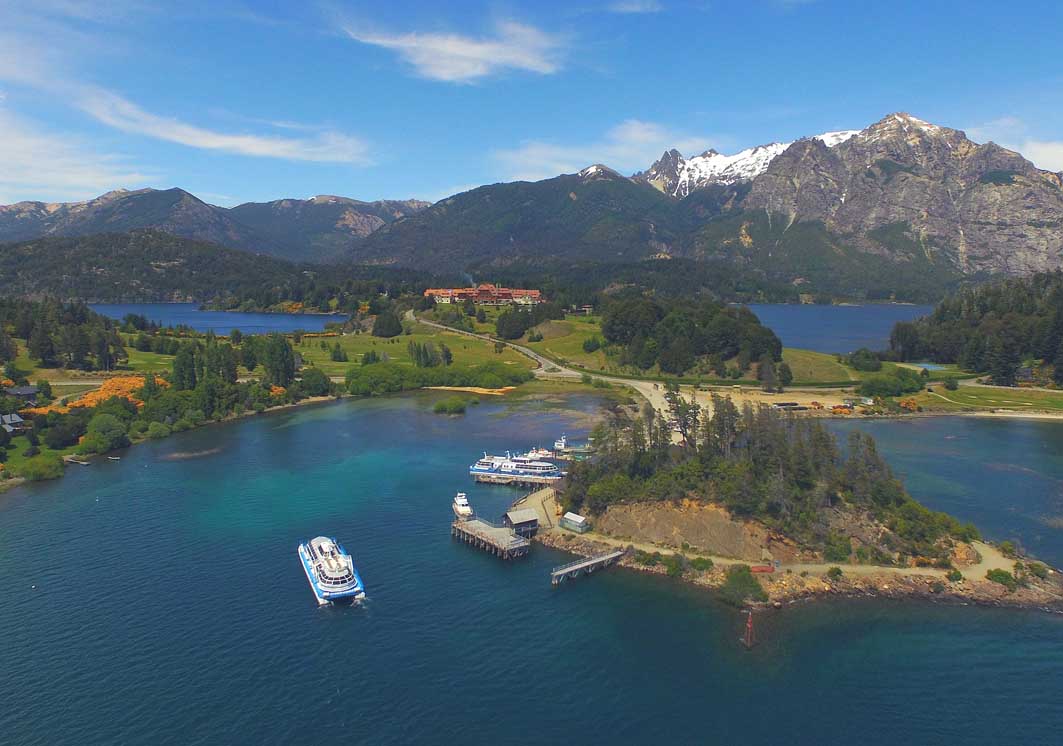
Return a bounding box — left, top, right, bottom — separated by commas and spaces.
297, 536, 365, 605
469, 452, 564, 481
452, 492, 474, 520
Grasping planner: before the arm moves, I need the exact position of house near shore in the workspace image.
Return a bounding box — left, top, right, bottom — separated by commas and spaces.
423, 283, 543, 306
4, 385, 39, 405
1, 413, 25, 433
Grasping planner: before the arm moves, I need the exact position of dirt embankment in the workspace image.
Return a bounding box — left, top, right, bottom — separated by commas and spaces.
593, 499, 814, 563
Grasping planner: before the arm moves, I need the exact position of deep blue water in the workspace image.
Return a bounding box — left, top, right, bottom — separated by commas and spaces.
90, 303, 347, 334
745, 303, 933, 353
1, 396, 1062, 745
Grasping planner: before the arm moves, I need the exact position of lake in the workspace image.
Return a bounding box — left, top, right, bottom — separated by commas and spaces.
745, 303, 934, 353
1, 394, 1062, 744
90, 303, 348, 334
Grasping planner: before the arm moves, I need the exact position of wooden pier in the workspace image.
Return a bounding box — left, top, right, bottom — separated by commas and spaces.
472, 473, 563, 488
452, 518, 531, 559
550, 549, 627, 586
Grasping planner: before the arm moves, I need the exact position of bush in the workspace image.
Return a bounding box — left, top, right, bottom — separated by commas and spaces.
146, 422, 171, 439
824, 533, 852, 563
19, 453, 64, 481
946, 569, 963, 582
433, 396, 468, 415
23, 446, 40, 458
371, 311, 403, 338
662, 553, 686, 577
582, 336, 601, 353
689, 556, 714, 571
634, 550, 661, 566
171, 419, 194, 433
79, 413, 130, 455
848, 348, 882, 372
300, 367, 332, 397
986, 568, 1018, 591
1027, 562, 1049, 580
826, 566, 843, 579
718, 565, 768, 607
944, 378, 959, 391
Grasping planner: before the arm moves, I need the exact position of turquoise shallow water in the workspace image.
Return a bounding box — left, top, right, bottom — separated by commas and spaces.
1, 395, 1062, 745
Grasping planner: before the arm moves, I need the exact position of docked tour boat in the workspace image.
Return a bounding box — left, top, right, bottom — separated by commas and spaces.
469, 451, 564, 481
297, 536, 365, 605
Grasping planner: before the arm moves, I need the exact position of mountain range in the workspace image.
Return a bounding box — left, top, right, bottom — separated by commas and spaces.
0, 188, 429, 263
2, 112, 1061, 300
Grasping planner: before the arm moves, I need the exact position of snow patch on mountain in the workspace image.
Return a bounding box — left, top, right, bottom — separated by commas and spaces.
640, 129, 860, 197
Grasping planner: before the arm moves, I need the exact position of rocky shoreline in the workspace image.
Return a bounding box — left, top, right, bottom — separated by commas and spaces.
536, 531, 1063, 613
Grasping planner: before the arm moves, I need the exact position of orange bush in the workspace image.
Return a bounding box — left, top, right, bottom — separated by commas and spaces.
269, 385, 286, 397
24, 375, 169, 415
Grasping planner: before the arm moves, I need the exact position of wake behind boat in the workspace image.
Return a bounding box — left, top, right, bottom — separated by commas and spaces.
297, 536, 365, 605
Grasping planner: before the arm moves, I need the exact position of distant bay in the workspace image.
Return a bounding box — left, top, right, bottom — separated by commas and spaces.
90, 302, 348, 334
745, 303, 933, 353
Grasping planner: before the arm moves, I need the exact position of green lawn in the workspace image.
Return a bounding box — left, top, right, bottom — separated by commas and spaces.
524, 316, 610, 370
294, 325, 534, 377
913, 385, 1063, 412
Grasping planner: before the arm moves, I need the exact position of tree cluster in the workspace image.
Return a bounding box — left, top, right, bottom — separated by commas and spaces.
889, 270, 1063, 385
563, 389, 978, 561
0, 299, 125, 372
599, 296, 782, 375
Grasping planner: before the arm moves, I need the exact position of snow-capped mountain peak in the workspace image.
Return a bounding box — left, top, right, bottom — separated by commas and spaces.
638, 129, 860, 197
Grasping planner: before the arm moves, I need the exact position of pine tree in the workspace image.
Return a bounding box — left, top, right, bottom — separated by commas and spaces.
172, 346, 197, 390
1053, 341, 1063, 387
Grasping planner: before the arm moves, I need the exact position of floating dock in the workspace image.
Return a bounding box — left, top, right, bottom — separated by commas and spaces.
452, 518, 531, 559
550, 549, 626, 586
472, 473, 562, 487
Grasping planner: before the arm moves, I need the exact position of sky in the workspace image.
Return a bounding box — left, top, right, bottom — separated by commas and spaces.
1, 0, 1062, 206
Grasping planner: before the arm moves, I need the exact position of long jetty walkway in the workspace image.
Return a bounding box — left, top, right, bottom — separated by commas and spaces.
551, 550, 627, 586
452, 518, 531, 559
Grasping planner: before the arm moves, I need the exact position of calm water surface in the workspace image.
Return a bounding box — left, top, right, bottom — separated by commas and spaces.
90, 303, 347, 334
1, 395, 1061, 745
746, 303, 933, 353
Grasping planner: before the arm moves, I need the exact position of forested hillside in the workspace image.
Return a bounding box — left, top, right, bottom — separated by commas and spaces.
889, 270, 1063, 385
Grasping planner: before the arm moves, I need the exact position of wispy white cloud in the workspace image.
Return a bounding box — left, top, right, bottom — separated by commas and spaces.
0, 108, 153, 203
0, 3, 373, 165
607, 0, 663, 13
76, 88, 371, 163
966, 116, 1063, 172
494, 120, 719, 181
343, 19, 566, 83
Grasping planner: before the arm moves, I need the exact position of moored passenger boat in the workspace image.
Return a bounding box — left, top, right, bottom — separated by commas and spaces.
452, 492, 474, 519
297, 536, 365, 605
469, 451, 564, 481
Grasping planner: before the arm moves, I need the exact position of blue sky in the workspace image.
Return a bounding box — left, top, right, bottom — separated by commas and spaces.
1, 0, 1062, 206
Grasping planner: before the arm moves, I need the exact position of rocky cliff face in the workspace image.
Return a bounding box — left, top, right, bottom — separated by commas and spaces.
633, 113, 1063, 276
742, 113, 1063, 275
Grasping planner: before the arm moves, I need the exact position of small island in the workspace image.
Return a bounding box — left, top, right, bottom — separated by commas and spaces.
528, 393, 1063, 611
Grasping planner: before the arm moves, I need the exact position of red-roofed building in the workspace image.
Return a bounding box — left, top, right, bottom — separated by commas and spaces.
424, 283, 543, 306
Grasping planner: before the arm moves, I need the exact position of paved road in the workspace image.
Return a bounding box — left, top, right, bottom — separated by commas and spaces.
411, 311, 679, 414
